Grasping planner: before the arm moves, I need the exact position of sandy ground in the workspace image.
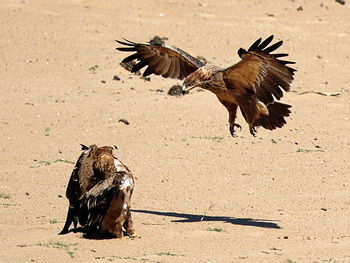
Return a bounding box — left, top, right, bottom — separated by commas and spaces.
1, 0, 350, 262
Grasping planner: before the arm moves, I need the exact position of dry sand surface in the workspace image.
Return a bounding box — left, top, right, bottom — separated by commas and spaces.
1, 0, 350, 262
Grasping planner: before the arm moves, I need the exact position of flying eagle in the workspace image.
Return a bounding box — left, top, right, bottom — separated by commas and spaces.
60, 144, 137, 238
116, 35, 296, 136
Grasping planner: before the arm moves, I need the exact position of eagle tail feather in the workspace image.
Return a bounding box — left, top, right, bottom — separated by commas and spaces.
59, 206, 75, 235
257, 102, 291, 130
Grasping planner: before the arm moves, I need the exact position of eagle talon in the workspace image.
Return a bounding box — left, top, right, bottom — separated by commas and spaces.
249, 126, 257, 137
129, 233, 141, 239
234, 123, 242, 131
229, 123, 242, 137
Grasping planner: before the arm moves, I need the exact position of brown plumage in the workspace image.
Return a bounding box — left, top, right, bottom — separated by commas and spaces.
116, 35, 296, 136
78, 171, 135, 238
60, 144, 137, 238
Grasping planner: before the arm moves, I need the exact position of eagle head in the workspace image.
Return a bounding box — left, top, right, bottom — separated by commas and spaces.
182, 65, 220, 94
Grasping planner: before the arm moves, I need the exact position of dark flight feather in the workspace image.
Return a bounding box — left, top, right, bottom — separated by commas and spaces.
116, 39, 205, 80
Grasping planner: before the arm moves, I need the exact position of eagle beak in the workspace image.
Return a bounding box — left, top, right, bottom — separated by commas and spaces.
181, 84, 188, 95
111, 145, 119, 158
182, 84, 194, 95
80, 144, 90, 150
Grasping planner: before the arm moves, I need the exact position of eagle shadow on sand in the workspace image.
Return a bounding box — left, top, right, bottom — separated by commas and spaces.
132, 209, 281, 229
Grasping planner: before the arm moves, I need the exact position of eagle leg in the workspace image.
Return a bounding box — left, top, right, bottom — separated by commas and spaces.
114, 223, 124, 238
216, 96, 240, 137
123, 211, 138, 238
229, 123, 242, 137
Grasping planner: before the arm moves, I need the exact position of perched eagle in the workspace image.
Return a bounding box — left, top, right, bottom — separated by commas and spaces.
60, 144, 137, 238
116, 35, 296, 136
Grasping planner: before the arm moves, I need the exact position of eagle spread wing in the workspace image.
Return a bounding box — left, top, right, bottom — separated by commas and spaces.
222, 35, 296, 133
224, 35, 296, 102
116, 39, 205, 80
